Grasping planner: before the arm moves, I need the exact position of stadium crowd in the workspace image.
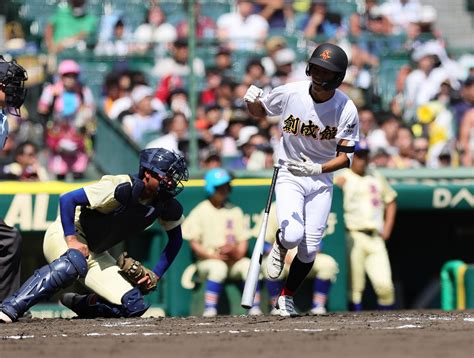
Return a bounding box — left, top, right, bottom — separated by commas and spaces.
1, 0, 474, 181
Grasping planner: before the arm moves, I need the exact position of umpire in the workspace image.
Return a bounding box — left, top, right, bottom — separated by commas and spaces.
0, 55, 28, 302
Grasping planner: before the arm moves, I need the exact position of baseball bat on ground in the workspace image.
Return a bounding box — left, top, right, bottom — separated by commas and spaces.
241, 165, 280, 309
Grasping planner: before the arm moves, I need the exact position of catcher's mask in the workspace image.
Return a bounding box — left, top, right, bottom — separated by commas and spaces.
305, 43, 348, 91
139, 147, 189, 197
0, 56, 28, 116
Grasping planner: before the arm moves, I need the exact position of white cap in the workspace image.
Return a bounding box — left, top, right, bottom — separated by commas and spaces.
419, 5, 437, 23
131, 85, 154, 104
274, 48, 296, 66
236, 126, 259, 147
411, 40, 445, 62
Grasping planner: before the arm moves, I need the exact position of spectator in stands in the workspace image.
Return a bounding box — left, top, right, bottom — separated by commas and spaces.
299, 0, 344, 40
459, 109, 474, 166
261, 36, 287, 77
200, 67, 223, 106
254, 0, 295, 31
134, 5, 177, 55
407, 5, 441, 50
378, 0, 421, 35
227, 126, 260, 170
168, 88, 191, 119
270, 48, 297, 88
402, 41, 461, 122
152, 38, 205, 79
102, 73, 121, 118
38, 59, 96, 180
367, 113, 401, 156
416, 100, 455, 168
94, 18, 132, 57
339, 72, 366, 109
387, 126, 420, 168
369, 147, 391, 168
214, 46, 234, 78
451, 76, 474, 129
122, 85, 166, 146
146, 112, 188, 154
44, 0, 98, 54
200, 150, 223, 170
242, 58, 271, 91
0, 141, 48, 181
217, 0, 269, 51
349, 0, 378, 38
359, 108, 378, 139
357, 5, 404, 58
177, 2, 216, 39
413, 136, 429, 167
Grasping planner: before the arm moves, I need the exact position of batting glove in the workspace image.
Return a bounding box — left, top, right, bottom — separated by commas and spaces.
244, 85, 263, 103
284, 153, 322, 177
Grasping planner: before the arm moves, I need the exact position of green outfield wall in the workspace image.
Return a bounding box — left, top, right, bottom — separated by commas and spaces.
0, 180, 473, 315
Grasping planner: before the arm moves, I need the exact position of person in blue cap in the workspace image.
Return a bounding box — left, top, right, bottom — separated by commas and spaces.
182, 167, 263, 317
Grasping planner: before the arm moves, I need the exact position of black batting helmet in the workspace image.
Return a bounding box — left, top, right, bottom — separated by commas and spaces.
305, 43, 348, 90
139, 147, 189, 197
0, 56, 27, 116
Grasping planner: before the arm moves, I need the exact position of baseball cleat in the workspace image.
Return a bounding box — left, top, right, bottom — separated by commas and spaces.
266, 240, 288, 280
272, 295, 299, 317
0, 310, 13, 323
247, 306, 263, 316
60, 293, 96, 318
202, 307, 218, 318
310, 305, 327, 315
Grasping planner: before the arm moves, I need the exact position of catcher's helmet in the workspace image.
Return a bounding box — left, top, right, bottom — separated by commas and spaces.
0, 56, 28, 116
139, 147, 189, 196
204, 167, 232, 196
305, 43, 348, 90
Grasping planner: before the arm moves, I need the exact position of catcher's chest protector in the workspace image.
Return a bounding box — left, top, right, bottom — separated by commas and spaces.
79, 176, 164, 253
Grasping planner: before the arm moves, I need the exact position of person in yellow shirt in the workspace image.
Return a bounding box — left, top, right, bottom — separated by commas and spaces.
335, 139, 397, 311
182, 168, 262, 317
256, 202, 339, 315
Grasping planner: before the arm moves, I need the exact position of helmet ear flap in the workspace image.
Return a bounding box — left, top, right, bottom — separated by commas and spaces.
305, 63, 312, 77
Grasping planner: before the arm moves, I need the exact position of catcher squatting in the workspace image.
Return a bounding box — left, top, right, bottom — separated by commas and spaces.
0, 147, 189, 322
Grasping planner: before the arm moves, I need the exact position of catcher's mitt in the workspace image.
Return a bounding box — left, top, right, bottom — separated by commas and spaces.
116, 252, 158, 294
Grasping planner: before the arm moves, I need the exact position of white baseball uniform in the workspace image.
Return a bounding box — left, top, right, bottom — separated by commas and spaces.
259, 80, 359, 263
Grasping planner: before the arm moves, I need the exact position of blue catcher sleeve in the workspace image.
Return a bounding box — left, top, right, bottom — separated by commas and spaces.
152, 225, 183, 278
59, 188, 90, 236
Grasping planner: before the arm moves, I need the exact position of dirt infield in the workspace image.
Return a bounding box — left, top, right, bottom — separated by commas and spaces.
2, 310, 474, 358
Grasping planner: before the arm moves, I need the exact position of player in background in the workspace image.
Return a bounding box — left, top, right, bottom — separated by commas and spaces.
182, 167, 263, 317
0, 147, 188, 323
335, 139, 397, 311
255, 202, 339, 315
245, 43, 359, 316
0, 56, 28, 303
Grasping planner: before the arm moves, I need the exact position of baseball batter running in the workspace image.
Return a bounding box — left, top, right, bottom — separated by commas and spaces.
335, 139, 397, 310
245, 43, 359, 316
0, 147, 188, 322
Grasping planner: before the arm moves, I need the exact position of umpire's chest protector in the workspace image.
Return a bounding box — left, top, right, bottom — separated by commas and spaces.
79, 175, 175, 253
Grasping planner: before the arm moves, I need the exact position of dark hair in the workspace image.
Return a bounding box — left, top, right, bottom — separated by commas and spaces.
15, 141, 37, 158
245, 58, 265, 73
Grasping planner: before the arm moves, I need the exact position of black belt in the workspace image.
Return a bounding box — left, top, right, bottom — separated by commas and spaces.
351, 229, 377, 236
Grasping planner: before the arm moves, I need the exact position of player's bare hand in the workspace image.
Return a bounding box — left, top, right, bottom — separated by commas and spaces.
244, 85, 263, 103
66, 235, 89, 257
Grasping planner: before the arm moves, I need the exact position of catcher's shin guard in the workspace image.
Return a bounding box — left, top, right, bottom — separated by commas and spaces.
121, 287, 150, 317
0, 249, 87, 322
